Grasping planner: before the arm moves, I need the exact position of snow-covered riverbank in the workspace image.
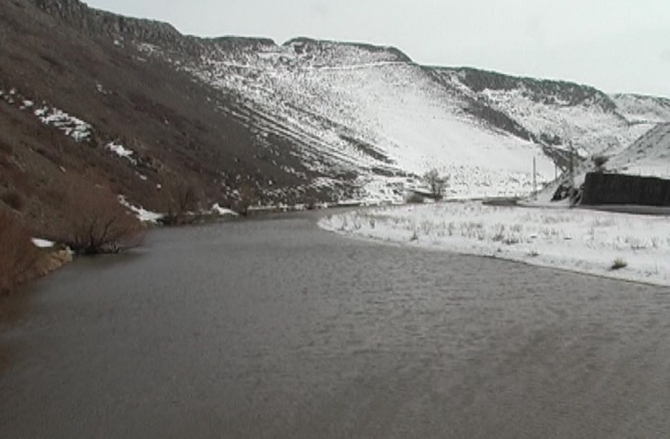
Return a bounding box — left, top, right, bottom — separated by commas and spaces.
319, 202, 670, 287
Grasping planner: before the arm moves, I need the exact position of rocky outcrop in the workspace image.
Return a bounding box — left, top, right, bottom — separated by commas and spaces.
452, 67, 619, 112
34, 0, 183, 44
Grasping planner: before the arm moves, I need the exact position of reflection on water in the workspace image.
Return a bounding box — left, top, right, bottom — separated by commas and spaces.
1, 213, 669, 438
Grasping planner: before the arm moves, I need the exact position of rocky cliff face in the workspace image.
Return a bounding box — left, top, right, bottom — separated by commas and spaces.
33, 0, 184, 46
450, 67, 619, 112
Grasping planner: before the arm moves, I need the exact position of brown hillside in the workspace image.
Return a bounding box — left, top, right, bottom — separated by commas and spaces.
0, 0, 322, 239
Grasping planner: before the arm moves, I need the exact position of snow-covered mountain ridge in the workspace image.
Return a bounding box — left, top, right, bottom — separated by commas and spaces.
30, 0, 670, 203
141, 37, 668, 200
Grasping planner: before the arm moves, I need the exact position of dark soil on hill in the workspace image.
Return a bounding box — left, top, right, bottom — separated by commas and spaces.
0, 0, 326, 242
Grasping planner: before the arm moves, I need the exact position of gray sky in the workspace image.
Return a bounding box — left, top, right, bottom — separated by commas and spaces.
85, 0, 670, 98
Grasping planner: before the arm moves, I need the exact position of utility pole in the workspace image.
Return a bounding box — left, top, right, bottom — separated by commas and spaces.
568, 140, 575, 189
532, 156, 537, 200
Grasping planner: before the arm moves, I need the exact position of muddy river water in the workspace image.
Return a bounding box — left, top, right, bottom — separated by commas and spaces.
1, 212, 670, 438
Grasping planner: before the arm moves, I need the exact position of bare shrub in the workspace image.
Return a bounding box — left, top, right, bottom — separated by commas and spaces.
236, 183, 258, 214
61, 178, 143, 255
492, 224, 506, 242
422, 169, 449, 200
161, 179, 200, 225
0, 211, 41, 294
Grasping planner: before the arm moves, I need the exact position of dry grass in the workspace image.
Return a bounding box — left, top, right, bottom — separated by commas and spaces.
0, 211, 41, 294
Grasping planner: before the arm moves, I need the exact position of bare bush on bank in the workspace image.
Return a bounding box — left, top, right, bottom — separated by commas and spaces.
161, 179, 201, 225
423, 168, 449, 200
61, 178, 144, 255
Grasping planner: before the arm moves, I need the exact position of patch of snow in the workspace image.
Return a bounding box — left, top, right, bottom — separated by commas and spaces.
106, 142, 133, 158
118, 196, 163, 223
31, 238, 55, 248
96, 83, 110, 95
211, 203, 238, 216
36, 107, 92, 142
320, 202, 670, 286
106, 142, 137, 165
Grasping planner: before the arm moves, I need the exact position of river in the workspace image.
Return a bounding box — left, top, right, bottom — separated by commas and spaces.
1, 212, 670, 438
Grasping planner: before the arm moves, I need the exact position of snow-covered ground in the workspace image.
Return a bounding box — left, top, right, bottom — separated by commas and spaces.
319, 202, 670, 286
210, 203, 238, 216
118, 196, 164, 223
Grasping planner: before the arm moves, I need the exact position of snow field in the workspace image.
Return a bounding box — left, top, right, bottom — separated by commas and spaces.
319, 202, 670, 286
156, 43, 558, 200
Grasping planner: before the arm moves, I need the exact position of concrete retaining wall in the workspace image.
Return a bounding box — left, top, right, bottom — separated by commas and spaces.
581, 172, 670, 206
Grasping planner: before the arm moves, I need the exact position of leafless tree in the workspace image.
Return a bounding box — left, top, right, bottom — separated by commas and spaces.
423, 168, 449, 200
162, 179, 200, 225
65, 179, 143, 254
592, 155, 608, 172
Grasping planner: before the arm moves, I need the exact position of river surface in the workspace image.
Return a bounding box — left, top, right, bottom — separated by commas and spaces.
1, 212, 670, 438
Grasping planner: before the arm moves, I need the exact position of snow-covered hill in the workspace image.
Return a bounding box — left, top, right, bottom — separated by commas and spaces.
608, 123, 670, 177
439, 68, 657, 160
27, 0, 670, 204
158, 39, 557, 201
610, 95, 670, 125
128, 37, 667, 202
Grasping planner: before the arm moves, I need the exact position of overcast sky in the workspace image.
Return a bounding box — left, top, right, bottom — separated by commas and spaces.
85, 0, 670, 98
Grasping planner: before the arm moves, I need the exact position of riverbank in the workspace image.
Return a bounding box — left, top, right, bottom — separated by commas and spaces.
0, 246, 72, 298
319, 202, 670, 287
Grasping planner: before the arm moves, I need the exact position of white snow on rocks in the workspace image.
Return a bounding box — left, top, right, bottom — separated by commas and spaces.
211, 203, 238, 216
31, 238, 55, 248
34, 106, 92, 142
106, 142, 137, 164
118, 196, 163, 223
